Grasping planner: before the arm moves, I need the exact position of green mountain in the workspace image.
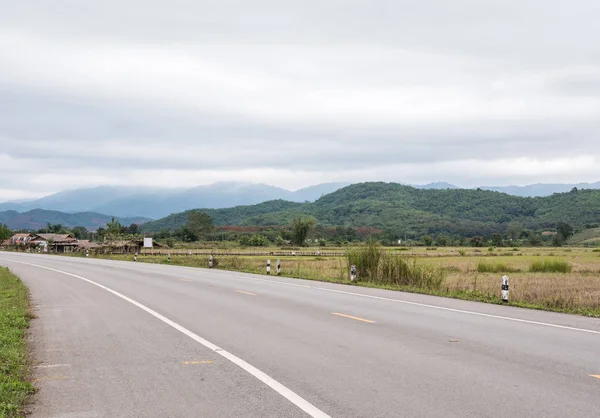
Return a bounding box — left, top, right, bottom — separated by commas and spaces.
142, 182, 600, 237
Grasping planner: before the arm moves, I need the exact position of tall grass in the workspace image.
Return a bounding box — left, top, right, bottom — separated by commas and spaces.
380, 253, 445, 289
477, 262, 520, 273
346, 242, 382, 280
347, 243, 445, 290
529, 259, 572, 273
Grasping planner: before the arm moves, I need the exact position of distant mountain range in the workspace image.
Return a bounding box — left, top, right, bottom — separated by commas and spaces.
0, 182, 349, 219
1, 181, 599, 220
0, 209, 150, 231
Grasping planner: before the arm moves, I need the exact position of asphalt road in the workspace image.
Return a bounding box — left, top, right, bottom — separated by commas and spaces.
1, 252, 599, 418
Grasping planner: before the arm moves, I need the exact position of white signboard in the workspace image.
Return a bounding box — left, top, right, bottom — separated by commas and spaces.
143, 237, 153, 248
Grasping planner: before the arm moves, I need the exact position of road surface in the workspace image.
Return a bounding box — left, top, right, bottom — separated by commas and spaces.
1, 252, 599, 417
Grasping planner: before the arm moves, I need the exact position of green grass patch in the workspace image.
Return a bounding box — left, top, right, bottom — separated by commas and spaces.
477, 262, 521, 273
0, 268, 34, 417
529, 259, 572, 273
347, 243, 445, 290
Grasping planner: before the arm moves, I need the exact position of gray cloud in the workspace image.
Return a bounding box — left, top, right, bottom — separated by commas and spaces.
1, 0, 600, 200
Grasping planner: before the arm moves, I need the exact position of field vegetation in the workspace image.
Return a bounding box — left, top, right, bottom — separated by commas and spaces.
0, 268, 34, 417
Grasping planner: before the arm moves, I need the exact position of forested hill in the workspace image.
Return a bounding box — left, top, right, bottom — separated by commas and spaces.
142, 182, 600, 236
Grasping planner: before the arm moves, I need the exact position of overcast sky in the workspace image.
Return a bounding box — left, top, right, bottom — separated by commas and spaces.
1, 0, 600, 201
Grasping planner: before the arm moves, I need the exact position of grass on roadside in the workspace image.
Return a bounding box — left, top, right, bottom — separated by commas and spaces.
0, 268, 34, 418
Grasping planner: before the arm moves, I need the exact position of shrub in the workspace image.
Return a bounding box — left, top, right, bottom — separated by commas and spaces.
458, 250, 466, 256
529, 259, 572, 273
239, 234, 269, 247
592, 249, 600, 253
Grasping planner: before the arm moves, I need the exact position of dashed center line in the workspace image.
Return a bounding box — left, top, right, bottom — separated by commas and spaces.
183, 360, 213, 365
591, 375, 600, 380
179, 279, 193, 282
332, 312, 375, 323
236, 290, 257, 296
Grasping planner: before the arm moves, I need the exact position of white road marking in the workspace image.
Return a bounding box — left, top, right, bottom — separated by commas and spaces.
6, 260, 331, 418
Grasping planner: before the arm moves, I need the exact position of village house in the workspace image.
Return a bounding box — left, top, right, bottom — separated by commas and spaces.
102, 238, 162, 254
8, 233, 36, 246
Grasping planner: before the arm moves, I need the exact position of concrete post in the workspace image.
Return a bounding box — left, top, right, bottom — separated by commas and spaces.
276, 259, 281, 275
350, 265, 357, 282
501, 275, 509, 303
209, 255, 214, 268
267, 259, 271, 275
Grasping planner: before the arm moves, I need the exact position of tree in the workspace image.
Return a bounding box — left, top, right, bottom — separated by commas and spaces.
186, 211, 214, 240
0, 224, 11, 241
506, 221, 524, 241
470, 236, 485, 247
556, 222, 574, 240
491, 233, 503, 247
529, 233, 543, 246
71, 226, 89, 240
106, 217, 123, 237
127, 223, 140, 235
436, 235, 449, 247
291, 217, 316, 246
174, 226, 198, 242
421, 235, 433, 246
552, 233, 565, 247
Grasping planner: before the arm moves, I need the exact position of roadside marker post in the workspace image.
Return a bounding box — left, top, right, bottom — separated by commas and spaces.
168, 253, 171, 264
502, 275, 509, 303
209, 255, 214, 269
267, 259, 271, 275
350, 265, 357, 282
277, 259, 281, 275
85, 250, 89, 258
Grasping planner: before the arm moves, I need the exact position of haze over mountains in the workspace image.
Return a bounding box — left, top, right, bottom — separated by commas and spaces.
0, 182, 349, 219
0, 210, 150, 231
1, 181, 599, 220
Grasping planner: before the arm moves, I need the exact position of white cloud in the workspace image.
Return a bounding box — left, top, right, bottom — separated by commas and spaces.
0, 0, 599, 200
